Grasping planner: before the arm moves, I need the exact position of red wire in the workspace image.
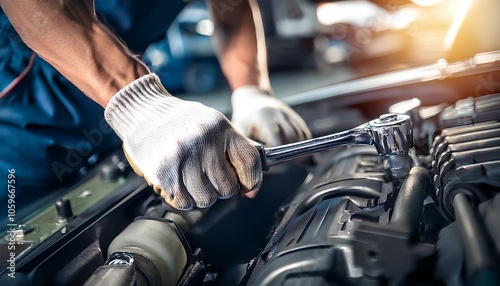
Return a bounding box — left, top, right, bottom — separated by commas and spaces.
0, 52, 36, 99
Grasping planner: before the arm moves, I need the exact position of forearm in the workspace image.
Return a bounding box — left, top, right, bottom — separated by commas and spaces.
209, 0, 270, 91
0, 0, 150, 108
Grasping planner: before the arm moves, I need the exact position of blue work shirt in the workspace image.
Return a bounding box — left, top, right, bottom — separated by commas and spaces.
0, 0, 187, 216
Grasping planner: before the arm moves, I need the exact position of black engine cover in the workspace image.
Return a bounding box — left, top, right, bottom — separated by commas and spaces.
245, 146, 395, 285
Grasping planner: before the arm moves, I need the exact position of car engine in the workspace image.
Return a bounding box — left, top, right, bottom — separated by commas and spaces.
244, 92, 500, 286
1, 54, 500, 286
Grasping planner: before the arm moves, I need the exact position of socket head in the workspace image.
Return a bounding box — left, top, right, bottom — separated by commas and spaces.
369, 114, 413, 178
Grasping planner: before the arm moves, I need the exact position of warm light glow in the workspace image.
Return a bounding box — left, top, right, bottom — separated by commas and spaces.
391, 7, 419, 30
410, 0, 444, 7
444, 0, 474, 50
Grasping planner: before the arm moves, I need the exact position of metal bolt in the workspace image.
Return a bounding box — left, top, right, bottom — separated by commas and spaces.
106, 252, 135, 266
378, 113, 399, 122
13, 225, 35, 239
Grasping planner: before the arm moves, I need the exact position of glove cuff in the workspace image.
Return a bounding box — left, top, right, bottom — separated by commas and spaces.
104, 73, 174, 139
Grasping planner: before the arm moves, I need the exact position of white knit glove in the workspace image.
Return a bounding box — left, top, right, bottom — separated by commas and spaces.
104, 74, 262, 210
231, 86, 312, 147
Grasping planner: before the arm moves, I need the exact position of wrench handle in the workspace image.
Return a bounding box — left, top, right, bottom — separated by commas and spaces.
255, 145, 269, 171
256, 127, 372, 171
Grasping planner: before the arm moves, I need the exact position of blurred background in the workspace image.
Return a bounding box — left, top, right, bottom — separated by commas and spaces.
141, 0, 497, 114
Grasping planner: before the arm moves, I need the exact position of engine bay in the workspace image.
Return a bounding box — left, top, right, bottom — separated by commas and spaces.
1, 52, 500, 285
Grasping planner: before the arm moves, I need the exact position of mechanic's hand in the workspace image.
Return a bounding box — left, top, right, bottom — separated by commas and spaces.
104, 74, 262, 210
231, 86, 312, 147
